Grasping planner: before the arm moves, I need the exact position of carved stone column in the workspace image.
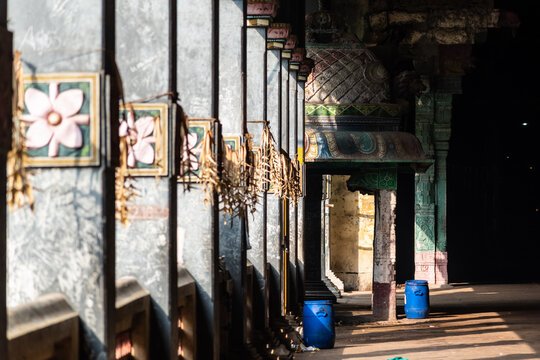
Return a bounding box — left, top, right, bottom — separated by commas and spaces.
373, 189, 397, 321
414, 92, 452, 284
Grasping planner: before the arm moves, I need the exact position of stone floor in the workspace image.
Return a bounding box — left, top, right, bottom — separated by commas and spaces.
294, 283, 540, 360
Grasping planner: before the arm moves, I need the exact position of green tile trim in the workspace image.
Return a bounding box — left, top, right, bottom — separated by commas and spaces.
305, 103, 401, 118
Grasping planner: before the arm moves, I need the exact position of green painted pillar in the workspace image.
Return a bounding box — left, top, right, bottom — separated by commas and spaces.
414, 92, 452, 284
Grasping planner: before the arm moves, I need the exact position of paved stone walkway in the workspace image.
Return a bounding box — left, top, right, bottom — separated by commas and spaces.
294, 283, 540, 360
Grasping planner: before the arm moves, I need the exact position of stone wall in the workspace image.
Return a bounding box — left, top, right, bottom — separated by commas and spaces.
329, 175, 375, 291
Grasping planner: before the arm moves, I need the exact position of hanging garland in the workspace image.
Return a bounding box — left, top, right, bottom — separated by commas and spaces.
219, 133, 260, 219
185, 121, 302, 214
115, 109, 138, 225
249, 124, 302, 204
199, 128, 220, 204
7, 51, 35, 211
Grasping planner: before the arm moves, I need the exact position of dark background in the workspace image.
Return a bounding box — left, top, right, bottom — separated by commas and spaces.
447, 0, 540, 283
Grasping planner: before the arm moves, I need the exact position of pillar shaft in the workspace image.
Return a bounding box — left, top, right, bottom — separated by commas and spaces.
8, 1, 117, 357
414, 93, 451, 284
287, 71, 298, 310
373, 189, 397, 321
177, 0, 219, 358
246, 26, 269, 331
266, 48, 283, 317
281, 58, 289, 153
218, 0, 247, 350
296, 80, 306, 303
0, 17, 11, 359
115, 1, 179, 358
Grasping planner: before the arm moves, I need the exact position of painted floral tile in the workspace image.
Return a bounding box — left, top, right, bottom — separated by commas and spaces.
178, 119, 214, 182
119, 103, 168, 176
21, 73, 100, 166
223, 135, 241, 151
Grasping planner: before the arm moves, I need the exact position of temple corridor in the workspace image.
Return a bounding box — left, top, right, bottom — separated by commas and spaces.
1, 0, 539, 359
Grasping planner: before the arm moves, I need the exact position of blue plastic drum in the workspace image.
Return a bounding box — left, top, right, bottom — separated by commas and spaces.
303, 300, 335, 349
404, 280, 430, 319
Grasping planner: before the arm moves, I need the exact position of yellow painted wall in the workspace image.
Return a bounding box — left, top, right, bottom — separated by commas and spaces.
329, 175, 375, 291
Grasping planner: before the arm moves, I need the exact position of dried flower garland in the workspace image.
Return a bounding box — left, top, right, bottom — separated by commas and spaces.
218, 134, 260, 219
199, 128, 220, 204
7, 51, 35, 211
115, 116, 138, 225
113, 59, 138, 225
253, 124, 302, 204
178, 113, 197, 186
243, 134, 260, 214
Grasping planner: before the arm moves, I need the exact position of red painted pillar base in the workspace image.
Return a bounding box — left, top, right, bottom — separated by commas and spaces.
372, 281, 396, 321
415, 251, 448, 284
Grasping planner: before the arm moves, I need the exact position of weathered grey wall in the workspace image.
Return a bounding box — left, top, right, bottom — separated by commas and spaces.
266, 48, 283, 317
177, 0, 219, 357
218, 0, 247, 349
0, 12, 11, 357
177, 188, 216, 356
9, 2, 103, 73
178, 1, 214, 118
7, 2, 116, 359
296, 79, 305, 303
329, 175, 375, 291
115, 0, 177, 358
267, 50, 281, 147
116, 179, 174, 356
287, 71, 298, 309
116, 0, 169, 99
281, 59, 289, 152
246, 26, 269, 331
8, 169, 112, 358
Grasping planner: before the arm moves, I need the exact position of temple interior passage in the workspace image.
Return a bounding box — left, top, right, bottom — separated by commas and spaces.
0, 0, 538, 359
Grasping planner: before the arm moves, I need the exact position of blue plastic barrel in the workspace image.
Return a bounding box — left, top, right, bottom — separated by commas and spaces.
303, 300, 335, 349
404, 280, 429, 319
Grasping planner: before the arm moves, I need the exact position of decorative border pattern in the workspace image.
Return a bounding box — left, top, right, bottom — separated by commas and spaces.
22, 73, 100, 167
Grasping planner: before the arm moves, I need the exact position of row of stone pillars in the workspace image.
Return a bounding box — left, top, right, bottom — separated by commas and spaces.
1, 0, 309, 358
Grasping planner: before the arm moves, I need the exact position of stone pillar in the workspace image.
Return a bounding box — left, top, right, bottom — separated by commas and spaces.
281, 58, 289, 153
246, 25, 269, 331
304, 172, 322, 285
414, 93, 450, 284
296, 74, 306, 303
266, 47, 283, 317
287, 69, 298, 311
218, 0, 247, 351
322, 176, 330, 278
115, 1, 179, 358
177, 0, 219, 358
7, 1, 117, 358
373, 189, 397, 322
0, 16, 11, 359
433, 93, 452, 284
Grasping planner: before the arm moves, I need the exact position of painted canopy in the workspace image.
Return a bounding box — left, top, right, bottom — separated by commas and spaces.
305, 129, 429, 164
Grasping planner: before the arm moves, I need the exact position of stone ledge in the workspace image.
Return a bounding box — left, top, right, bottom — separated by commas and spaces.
116, 276, 150, 311
8, 293, 79, 360
178, 265, 196, 297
